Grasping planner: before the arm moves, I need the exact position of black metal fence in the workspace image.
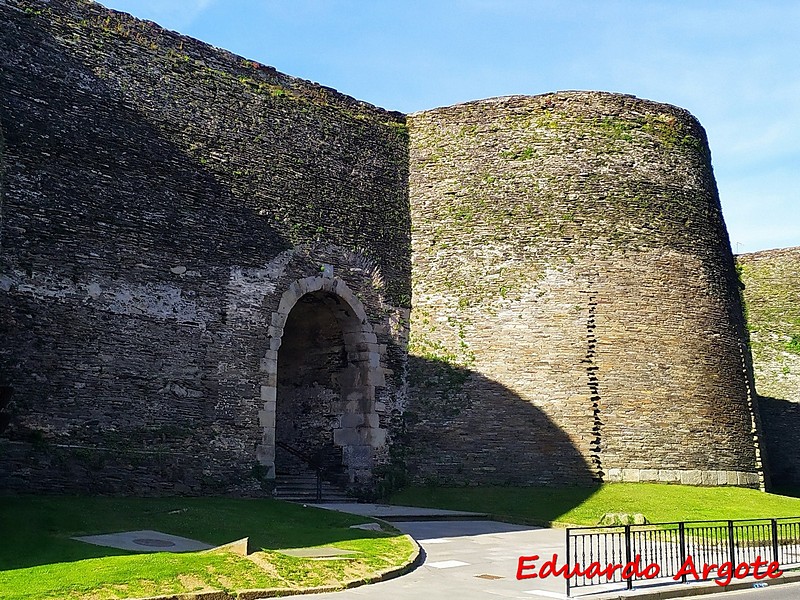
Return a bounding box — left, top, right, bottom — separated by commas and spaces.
565, 517, 800, 596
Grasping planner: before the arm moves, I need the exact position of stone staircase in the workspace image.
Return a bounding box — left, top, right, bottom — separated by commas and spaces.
273, 468, 350, 503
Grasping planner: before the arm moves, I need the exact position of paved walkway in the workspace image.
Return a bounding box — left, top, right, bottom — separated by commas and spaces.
310, 503, 568, 599
305, 504, 800, 600
309, 502, 489, 520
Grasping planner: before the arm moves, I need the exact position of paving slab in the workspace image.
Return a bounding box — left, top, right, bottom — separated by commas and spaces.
277, 515, 800, 600
73, 529, 213, 553
308, 502, 488, 520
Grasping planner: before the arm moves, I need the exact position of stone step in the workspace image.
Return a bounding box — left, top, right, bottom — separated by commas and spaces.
273, 470, 349, 503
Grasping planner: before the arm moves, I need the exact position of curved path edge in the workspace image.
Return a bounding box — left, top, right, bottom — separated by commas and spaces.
129, 529, 422, 600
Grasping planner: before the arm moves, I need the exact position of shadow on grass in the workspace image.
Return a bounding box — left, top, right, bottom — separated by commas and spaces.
389, 484, 602, 526
0, 496, 393, 571
774, 488, 800, 499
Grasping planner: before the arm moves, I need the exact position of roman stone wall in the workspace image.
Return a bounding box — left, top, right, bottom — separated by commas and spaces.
0, 0, 781, 496
738, 248, 800, 488
407, 93, 765, 488
0, 0, 410, 494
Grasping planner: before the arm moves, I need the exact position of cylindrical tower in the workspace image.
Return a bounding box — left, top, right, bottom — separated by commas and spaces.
407, 91, 765, 488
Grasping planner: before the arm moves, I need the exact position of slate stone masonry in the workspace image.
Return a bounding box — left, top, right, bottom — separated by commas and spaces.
0, 0, 409, 494
406, 94, 765, 488
0, 0, 781, 495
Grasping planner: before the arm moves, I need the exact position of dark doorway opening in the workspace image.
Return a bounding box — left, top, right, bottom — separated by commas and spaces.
275, 291, 346, 483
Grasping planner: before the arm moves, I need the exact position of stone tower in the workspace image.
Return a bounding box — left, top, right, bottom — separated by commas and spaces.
406, 93, 766, 489
0, 0, 770, 494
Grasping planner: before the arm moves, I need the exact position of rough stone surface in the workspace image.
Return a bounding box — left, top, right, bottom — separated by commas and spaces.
0, 0, 409, 494
406, 94, 765, 488
738, 247, 800, 487
0, 0, 783, 495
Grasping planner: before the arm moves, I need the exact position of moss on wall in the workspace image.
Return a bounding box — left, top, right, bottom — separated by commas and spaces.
738, 248, 800, 487
0, 0, 409, 494
407, 92, 764, 488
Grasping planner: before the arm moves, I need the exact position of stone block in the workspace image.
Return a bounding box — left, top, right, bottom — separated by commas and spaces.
255, 444, 275, 466
680, 470, 703, 486
344, 445, 373, 469
701, 471, 718, 486
277, 293, 299, 315
340, 413, 364, 428
260, 385, 276, 403
657, 470, 681, 483
621, 469, 640, 482
606, 468, 622, 481
365, 368, 386, 388
738, 472, 760, 487
334, 428, 364, 446
367, 428, 387, 448
258, 408, 275, 429
266, 326, 283, 341
639, 469, 659, 482
368, 352, 381, 368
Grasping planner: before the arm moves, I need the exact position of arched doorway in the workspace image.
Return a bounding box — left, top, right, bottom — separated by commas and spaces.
275, 291, 347, 480
257, 276, 387, 489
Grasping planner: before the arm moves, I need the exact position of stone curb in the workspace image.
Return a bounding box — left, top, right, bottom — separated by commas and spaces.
126, 528, 422, 600
592, 568, 800, 600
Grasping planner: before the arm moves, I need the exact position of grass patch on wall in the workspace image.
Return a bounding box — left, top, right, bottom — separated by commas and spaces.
0, 496, 414, 600
390, 483, 800, 526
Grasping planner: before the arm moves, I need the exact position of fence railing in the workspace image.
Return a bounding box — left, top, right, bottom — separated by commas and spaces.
565, 517, 800, 596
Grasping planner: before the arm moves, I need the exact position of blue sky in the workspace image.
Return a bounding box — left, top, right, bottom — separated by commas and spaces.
101, 0, 799, 253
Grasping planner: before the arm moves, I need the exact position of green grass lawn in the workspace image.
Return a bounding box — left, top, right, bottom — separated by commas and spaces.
0, 496, 415, 600
390, 483, 800, 526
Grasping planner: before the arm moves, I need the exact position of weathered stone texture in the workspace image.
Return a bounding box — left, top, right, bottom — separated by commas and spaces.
738, 247, 800, 487
407, 93, 764, 487
0, 0, 779, 495
0, 0, 410, 494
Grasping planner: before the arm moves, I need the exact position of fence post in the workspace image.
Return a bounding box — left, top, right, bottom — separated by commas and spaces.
679, 522, 687, 583
728, 520, 736, 568
625, 525, 632, 591
565, 529, 571, 598
771, 519, 779, 564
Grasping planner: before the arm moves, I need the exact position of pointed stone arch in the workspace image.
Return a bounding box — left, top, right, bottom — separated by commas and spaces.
255, 274, 387, 483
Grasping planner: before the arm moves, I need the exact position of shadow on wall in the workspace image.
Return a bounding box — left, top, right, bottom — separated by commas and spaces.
0, 6, 408, 496
402, 356, 597, 494
759, 396, 800, 489
0, 12, 291, 273
0, 15, 294, 494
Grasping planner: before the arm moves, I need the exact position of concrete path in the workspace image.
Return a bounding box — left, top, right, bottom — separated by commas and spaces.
73, 530, 213, 553
303, 504, 800, 600
305, 514, 570, 599
311, 502, 566, 597
309, 502, 488, 520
